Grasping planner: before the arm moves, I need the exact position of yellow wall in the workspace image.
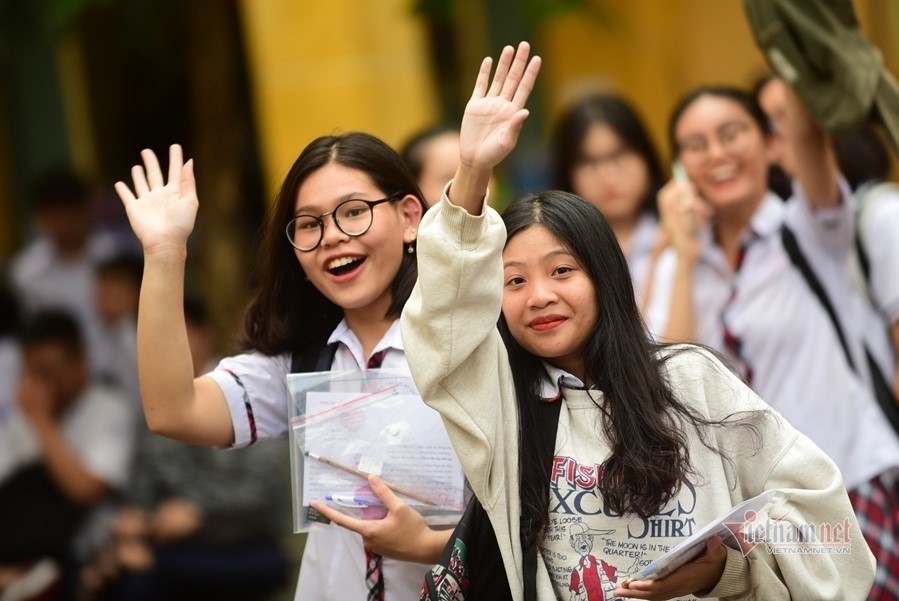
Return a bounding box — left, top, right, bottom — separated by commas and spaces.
540, 0, 898, 162
540, 1, 769, 161
237, 0, 898, 187
238, 0, 439, 196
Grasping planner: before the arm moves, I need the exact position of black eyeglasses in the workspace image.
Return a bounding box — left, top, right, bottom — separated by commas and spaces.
286, 194, 403, 252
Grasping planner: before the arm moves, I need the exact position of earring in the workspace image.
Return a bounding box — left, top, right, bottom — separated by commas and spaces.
407, 245, 415, 254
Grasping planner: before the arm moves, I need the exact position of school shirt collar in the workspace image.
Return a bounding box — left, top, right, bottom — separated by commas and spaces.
539, 362, 589, 402
697, 192, 785, 273
326, 318, 404, 370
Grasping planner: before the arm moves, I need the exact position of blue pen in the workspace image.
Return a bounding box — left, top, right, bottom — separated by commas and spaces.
325, 494, 385, 508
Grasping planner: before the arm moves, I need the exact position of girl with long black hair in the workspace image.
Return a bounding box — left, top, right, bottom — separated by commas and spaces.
401, 42, 874, 600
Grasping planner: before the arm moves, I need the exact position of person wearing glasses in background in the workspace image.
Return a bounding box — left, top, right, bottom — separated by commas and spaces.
647, 83, 899, 599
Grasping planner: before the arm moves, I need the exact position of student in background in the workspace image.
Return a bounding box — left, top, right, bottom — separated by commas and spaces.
0, 310, 136, 600
400, 125, 463, 207
9, 170, 121, 376
832, 124, 899, 402
94, 254, 144, 406
551, 93, 669, 311
757, 76, 899, 409
652, 82, 899, 599
82, 298, 289, 601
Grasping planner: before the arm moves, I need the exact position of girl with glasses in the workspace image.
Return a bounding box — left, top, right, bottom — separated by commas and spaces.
648, 84, 899, 599
399, 42, 873, 599
115, 132, 454, 600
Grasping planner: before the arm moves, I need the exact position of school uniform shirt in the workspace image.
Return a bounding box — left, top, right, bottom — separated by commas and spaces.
646, 188, 899, 491
858, 183, 899, 324
625, 212, 660, 304
851, 182, 899, 382
401, 193, 875, 600
206, 319, 434, 601
0, 381, 136, 490
9, 231, 119, 375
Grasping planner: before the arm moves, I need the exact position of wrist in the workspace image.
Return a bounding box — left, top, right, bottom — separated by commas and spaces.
421, 527, 453, 564
143, 242, 188, 262
448, 167, 491, 214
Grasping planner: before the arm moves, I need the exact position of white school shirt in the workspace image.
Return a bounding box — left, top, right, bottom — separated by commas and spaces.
626, 212, 660, 303
854, 182, 899, 324
206, 318, 434, 601
0, 382, 136, 488
849, 183, 899, 384
646, 188, 899, 491
9, 232, 119, 375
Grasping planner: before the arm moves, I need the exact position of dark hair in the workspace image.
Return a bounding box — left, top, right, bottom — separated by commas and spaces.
0, 274, 21, 338
184, 297, 209, 328
668, 85, 771, 156
551, 94, 665, 216
399, 124, 458, 180
833, 123, 891, 190
97, 254, 144, 289
21, 309, 84, 356
499, 191, 756, 548
244, 132, 426, 355
32, 169, 89, 210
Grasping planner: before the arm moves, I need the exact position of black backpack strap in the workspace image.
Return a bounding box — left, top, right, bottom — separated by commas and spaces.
854, 222, 872, 286
290, 341, 340, 374
781, 225, 899, 435
780, 226, 856, 372
523, 398, 563, 601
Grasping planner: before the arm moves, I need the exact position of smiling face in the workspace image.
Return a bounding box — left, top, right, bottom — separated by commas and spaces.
674, 95, 772, 214
502, 225, 598, 380
571, 123, 650, 225
293, 162, 421, 319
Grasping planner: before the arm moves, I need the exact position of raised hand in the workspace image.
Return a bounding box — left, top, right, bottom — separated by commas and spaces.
459, 42, 542, 174
114, 144, 198, 253
656, 178, 710, 267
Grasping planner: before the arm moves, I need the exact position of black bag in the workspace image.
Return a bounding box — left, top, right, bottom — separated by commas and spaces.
420, 495, 513, 601
420, 399, 562, 601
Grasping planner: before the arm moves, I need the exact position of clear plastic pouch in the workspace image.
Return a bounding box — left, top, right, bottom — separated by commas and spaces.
287, 369, 465, 532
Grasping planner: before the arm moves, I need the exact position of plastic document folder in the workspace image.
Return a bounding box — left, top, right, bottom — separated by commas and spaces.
287, 369, 466, 532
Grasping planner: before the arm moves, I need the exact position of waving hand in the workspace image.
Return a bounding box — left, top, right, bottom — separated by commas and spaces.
451, 41, 541, 214
114, 144, 198, 253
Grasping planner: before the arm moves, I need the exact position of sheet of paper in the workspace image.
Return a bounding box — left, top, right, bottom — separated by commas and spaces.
299, 390, 465, 508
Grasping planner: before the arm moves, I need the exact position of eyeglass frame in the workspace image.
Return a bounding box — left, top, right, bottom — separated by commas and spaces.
285, 193, 405, 252
676, 120, 754, 164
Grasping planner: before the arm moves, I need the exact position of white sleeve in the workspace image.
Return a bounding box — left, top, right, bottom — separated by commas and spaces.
205, 352, 293, 447
642, 248, 676, 340
861, 188, 899, 323
76, 388, 138, 490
